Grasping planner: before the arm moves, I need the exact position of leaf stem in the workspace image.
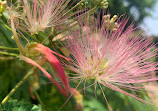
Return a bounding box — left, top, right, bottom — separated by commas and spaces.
0, 20, 12, 31
1, 70, 34, 105
0, 46, 19, 50
10, 15, 24, 55
0, 51, 19, 57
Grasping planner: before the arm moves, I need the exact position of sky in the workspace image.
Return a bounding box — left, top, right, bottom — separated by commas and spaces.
140, 1, 158, 36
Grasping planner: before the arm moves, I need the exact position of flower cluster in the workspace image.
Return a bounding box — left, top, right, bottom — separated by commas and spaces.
8, 0, 82, 35
63, 16, 158, 102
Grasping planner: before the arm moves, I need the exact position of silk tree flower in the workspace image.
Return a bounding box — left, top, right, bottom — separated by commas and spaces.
35, 43, 70, 93
21, 43, 70, 96
63, 16, 158, 103
21, 56, 67, 96
18, 0, 83, 34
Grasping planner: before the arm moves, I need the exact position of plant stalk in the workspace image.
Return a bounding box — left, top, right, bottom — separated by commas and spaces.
1, 70, 34, 105
10, 16, 24, 55
0, 51, 19, 57
0, 46, 19, 50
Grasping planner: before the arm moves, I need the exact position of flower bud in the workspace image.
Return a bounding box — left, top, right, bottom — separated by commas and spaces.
91, 0, 108, 9
103, 14, 119, 31
110, 15, 118, 23
0, 0, 7, 15
100, 0, 108, 9
80, 0, 88, 7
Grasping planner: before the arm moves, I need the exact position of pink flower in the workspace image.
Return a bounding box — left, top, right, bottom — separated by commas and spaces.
21, 43, 70, 96
20, 0, 82, 34
20, 56, 67, 96
63, 16, 158, 103
35, 44, 70, 92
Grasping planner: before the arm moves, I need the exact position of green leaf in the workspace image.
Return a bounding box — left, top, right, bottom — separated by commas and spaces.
0, 99, 43, 111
